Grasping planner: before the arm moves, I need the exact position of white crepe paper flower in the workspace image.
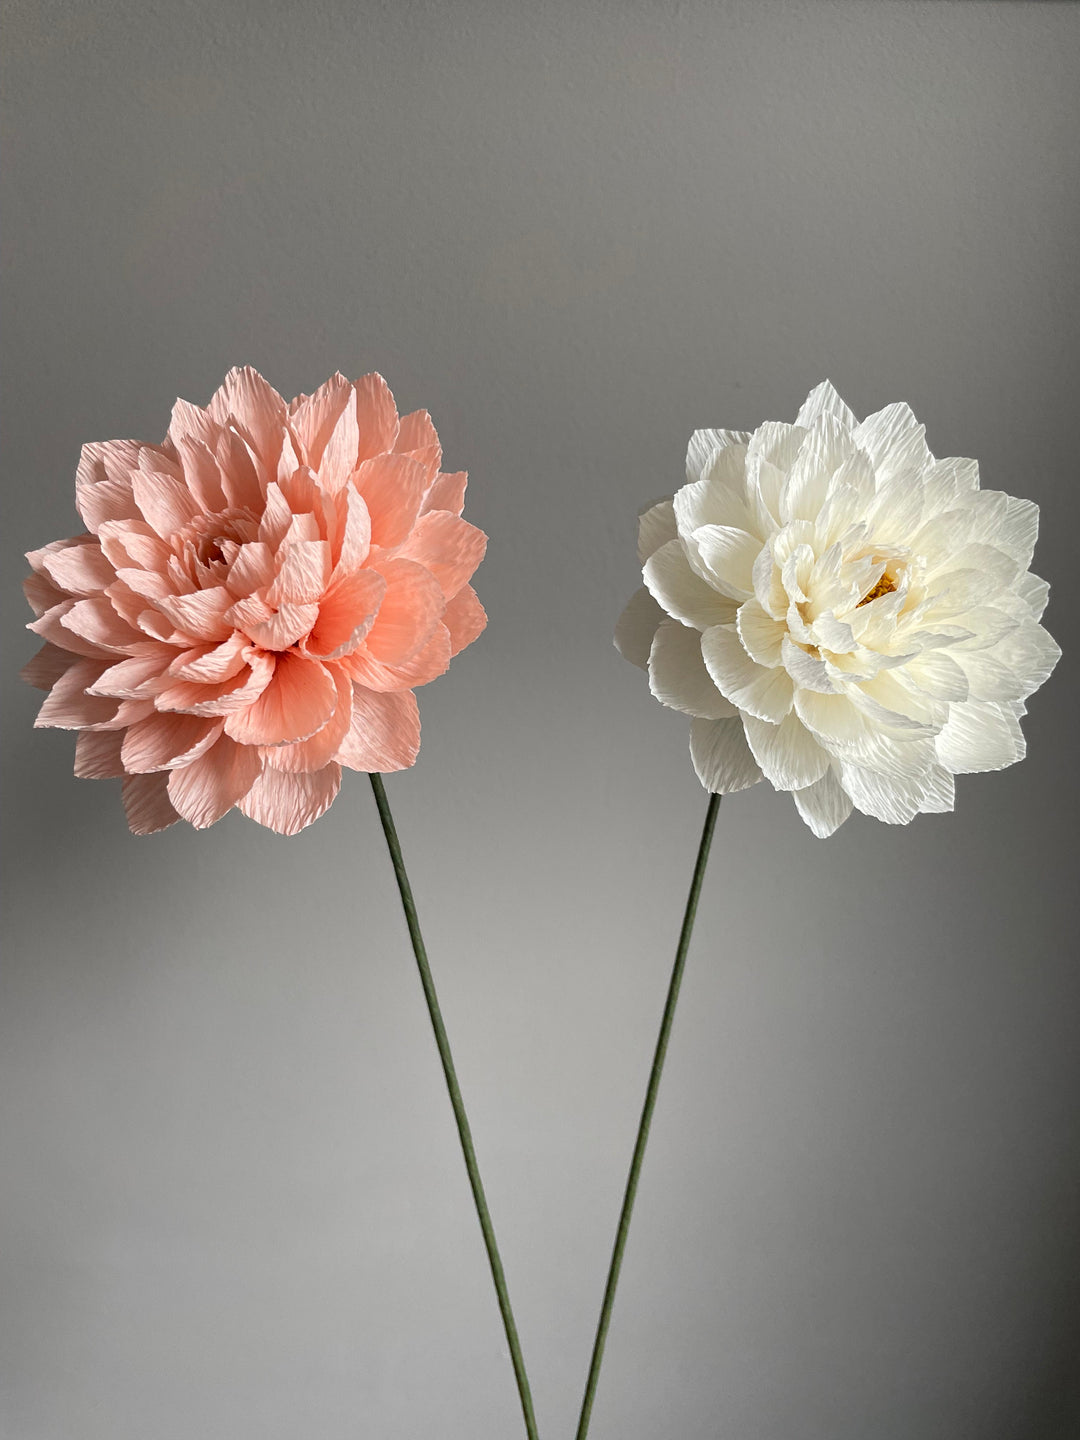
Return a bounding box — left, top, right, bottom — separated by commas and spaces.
616, 382, 1060, 836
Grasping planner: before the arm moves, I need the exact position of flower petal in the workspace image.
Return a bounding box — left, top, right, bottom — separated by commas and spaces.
742, 711, 830, 791
934, 701, 1025, 774
689, 716, 762, 794
122, 772, 180, 835
337, 686, 421, 772
638, 499, 677, 563
614, 587, 664, 670
121, 713, 223, 773
644, 538, 737, 631
648, 618, 735, 719
442, 584, 487, 657
792, 767, 853, 837
224, 651, 337, 747
354, 454, 428, 549
702, 625, 794, 722
794, 380, 856, 432
167, 734, 263, 827
237, 764, 342, 835
395, 512, 486, 599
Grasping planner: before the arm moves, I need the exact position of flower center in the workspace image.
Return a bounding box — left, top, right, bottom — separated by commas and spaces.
858, 572, 898, 607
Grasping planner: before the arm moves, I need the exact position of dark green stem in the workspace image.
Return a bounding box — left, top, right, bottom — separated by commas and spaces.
574, 793, 721, 1440
368, 773, 540, 1440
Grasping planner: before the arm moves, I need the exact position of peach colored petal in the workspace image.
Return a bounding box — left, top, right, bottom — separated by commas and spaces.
363, 558, 445, 663
121, 713, 223, 773
354, 454, 428, 548
215, 427, 264, 511
337, 686, 420, 772
88, 698, 156, 733
20, 642, 76, 691
29, 600, 113, 658
166, 634, 248, 683
262, 667, 353, 773
304, 567, 386, 660
237, 764, 342, 836
97, 520, 173, 574
288, 373, 353, 469
421, 471, 468, 517
224, 650, 336, 747
35, 539, 115, 595
167, 734, 263, 828
257, 482, 294, 548
395, 512, 486, 599
238, 600, 320, 652
354, 374, 400, 461
266, 541, 331, 605
131, 468, 203, 539
74, 729, 127, 778
168, 397, 222, 450
395, 409, 440, 456
345, 624, 452, 693
155, 650, 274, 716
59, 596, 145, 653
122, 772, 180, 835
333, 487, 373, 574
153, 587, 234, 643
35, 660, 118, 729
23, 570, 67, 618
74, 440, 143, 532
318, 393, 360, 491
206, 367, 288, 479
443, 584, 487, 656
225, 541, 276, 597
86, 650, 173, 699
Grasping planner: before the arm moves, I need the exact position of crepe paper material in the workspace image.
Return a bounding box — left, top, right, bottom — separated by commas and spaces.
368, 774, 540, 1440
22, 368, 487, 835
616, 382, 1059, 835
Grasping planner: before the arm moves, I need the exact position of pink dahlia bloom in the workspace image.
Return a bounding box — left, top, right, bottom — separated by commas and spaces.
22, 367, 487, 835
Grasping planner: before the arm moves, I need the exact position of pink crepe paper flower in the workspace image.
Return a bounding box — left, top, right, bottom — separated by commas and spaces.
22, 367, 487, 835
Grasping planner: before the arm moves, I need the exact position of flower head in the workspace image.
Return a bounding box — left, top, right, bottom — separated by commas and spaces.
616, 382, 1059, 835
23, 367, 487, 835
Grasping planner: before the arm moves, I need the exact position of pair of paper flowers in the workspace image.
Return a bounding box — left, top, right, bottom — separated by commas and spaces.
23, 370, 1060, 837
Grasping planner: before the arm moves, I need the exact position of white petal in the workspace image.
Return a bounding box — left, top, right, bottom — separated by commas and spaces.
747, 421, 807, 472
648, 618, 736, 719
901, 650, 969, 703
780, 414, 855, 523
794, 381, 857, 433
781, 635, 836, 693
966, 491, 1038, 569
638, 499, 677, 563
692, 525, 761, 600
1015, 572, 1050, 621
934, 700, 1025, 774
689, 716, 762, 794
736, 597, 786, 667
920, 456, 979, 517
919, 766, 955, 814
673, 450, 755, 538
742, 711, 830, 791
853, 402, 931, 486
686, 428, 751, 484
794, 688, 870, 748
792, 767, 853, 837
952, 620, 1060, 702
839, 761, 928, 825
702, 625, 794, 722
644, 538, 737, 630
615, 586, 664, 670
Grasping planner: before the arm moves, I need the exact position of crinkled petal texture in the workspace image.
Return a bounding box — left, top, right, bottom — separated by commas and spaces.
615, 381, 1059, 836
23, 367, 487, 835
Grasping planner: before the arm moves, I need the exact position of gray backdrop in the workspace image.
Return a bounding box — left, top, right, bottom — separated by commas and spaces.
2, 3, 1078, 1437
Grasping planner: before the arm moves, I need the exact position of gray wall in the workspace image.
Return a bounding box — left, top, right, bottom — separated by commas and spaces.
2, 3, 1078, 1437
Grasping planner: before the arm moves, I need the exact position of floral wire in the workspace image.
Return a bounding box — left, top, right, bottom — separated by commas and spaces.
574, 792, 722, 1440
368, 773, 540, 1440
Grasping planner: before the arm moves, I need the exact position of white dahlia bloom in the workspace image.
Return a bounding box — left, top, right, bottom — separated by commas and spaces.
616, 382, 1060, 836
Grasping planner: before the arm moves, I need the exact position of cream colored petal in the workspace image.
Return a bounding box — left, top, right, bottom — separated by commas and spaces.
702, 624, 794, 722
742, 711, 830, 791
637, 499, 677, 563
648, 618, 736, 719
689, 716, 762, 794
614, 586, 664, 670
792, 767, 853, 837
644, 538, 736, 630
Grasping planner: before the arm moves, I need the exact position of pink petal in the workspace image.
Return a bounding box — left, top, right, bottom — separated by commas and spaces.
20, 642, 76, 690
337, 686, 420, 772
36, 538, 115, 595
153, 588, 234, 643
167, 634, 248, 683
224, 650, 337, 747
206, 367, 288, 478
345, 624, 451, 692
215, 427, 264, 511
155, 650, 274, 716
98, 520, 172, 575
442, 584, 487, 656
122, 772, 180, 835
266, 540, 331, 606
239, 600, 319, 652
395, 512, 486, 599
394, 408, 439, 456
363, 558, 445, 663
75, 440, 143, 532
121, 712, 223, 773
167, 734, 263, 828
59, 596, 145, 653
131, 467, 202, 539
168, 397, 222, 450
23, 571, 67, 618
304, 568, 386, 660
288, 373, 353, 469
421, 471, 468, 517
318, 393, 360, 491
74, 729, 126, 778
354, 373, 400, 461
86, 650, 172, 699
174, 435, 228, 513
333, 487, 372, 574
257, 482, 294, 548
35, 660, 119, 729
226, 541, 277, 597
354, 454, 427, 549
262, 666, 353, 773
29, 600, 113, 659
237, 764, 342, 835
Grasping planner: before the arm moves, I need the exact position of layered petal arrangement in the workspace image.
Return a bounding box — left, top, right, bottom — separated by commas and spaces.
616, 382, 1059, 835
23, 367, 487, 835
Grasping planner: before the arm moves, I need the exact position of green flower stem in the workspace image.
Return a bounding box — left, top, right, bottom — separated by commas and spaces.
574, 792, 722, 1440
368, 773, 540, 1440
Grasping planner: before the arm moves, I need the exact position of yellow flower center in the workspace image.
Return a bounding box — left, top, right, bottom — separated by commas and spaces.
858, 572, 898, 607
